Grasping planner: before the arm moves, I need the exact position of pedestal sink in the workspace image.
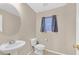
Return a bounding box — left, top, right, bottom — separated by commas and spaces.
0, 40, 25, 51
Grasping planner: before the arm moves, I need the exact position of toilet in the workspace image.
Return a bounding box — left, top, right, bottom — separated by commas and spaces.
31, 38, 45, 55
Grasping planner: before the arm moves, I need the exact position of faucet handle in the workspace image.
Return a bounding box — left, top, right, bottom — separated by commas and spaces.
9, 40, 15, 44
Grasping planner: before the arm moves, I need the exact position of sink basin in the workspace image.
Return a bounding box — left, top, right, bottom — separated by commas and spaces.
0, 40, 25, 51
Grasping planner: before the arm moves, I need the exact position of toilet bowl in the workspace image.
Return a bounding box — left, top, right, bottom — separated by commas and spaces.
31, 38, 45, 55
34, 44, 45, 55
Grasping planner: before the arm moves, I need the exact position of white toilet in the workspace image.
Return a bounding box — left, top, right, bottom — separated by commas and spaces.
31, 38, 45, 55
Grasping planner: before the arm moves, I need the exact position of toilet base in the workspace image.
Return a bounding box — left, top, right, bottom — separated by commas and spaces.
34, 50, 44, 55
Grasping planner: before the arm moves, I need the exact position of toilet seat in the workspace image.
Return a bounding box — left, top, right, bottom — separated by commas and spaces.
34, 44, 45, 50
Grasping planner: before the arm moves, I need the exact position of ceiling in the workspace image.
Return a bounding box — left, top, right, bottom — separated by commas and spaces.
27, 3, 67, 13
0, 3, 67, 15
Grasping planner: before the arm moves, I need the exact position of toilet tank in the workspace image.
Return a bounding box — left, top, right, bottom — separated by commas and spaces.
31, 38, 39, 46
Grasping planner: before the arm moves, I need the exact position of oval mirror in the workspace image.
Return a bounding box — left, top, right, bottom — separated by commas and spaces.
0, 3, 21, 36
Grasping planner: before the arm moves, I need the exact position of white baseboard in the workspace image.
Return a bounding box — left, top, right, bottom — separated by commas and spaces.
45, 49, 65, 55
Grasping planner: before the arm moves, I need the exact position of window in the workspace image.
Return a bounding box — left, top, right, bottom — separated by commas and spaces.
41, 15, 58, 32
0, 15, 3, 32
45, 16, 54, 32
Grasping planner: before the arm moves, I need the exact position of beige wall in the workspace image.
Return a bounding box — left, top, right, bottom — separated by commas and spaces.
7, 3, 36, 54
36, 4, 76, 54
